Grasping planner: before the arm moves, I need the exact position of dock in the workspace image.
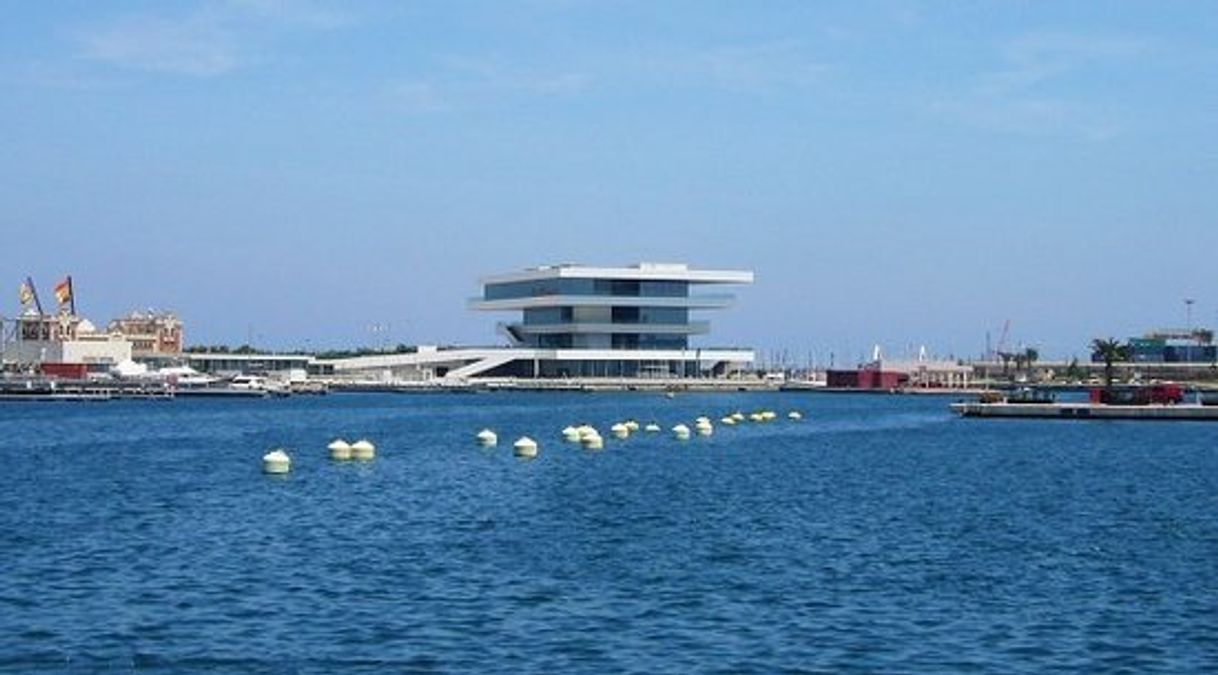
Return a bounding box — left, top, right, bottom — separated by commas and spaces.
951, 401, 1218, 421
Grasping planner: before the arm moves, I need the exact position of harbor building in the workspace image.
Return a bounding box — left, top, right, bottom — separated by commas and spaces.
1, 312, 132, 375
471, 263, 754, 377
109, 311, 184, 358
827, 348, 973, 390
327, 263, 755, 381
184, 352, 324, 381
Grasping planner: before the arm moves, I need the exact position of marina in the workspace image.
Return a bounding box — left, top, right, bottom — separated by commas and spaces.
5, 3, 1215, 671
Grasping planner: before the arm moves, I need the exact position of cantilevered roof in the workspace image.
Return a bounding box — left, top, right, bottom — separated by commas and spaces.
480, 263, 754, 286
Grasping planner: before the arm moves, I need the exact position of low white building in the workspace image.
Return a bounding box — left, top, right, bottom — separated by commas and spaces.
2, 313, 132, 370
871, 356, 973, 389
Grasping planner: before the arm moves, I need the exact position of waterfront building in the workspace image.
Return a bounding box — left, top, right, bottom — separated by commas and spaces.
470, 263, 754, 377
827, 350, 973, 390
1, 312, 132, 373
184, 352, 324, 381
326, 263, 755, 381
109, 311, 184, 358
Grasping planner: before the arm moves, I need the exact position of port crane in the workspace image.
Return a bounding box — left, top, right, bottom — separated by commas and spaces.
994, 319, 1018, 375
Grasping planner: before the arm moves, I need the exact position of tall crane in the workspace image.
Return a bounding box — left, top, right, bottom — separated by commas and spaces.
993, 319, 1010, 361
995, 319, 1017, 374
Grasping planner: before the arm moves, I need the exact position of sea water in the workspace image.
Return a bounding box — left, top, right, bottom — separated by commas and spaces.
1, 393, 1215, 673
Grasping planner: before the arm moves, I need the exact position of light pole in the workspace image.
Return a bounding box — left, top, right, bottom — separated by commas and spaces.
1185, 298, 1195, 334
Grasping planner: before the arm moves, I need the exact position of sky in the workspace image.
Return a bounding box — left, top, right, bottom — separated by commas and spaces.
2, 1, 1216, 364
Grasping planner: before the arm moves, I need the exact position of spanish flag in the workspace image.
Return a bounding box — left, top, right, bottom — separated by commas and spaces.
19, 282, 33, 306
54, 277, 72, 306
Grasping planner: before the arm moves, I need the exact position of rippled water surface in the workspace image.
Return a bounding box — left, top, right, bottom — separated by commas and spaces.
2, 392, 1216, 673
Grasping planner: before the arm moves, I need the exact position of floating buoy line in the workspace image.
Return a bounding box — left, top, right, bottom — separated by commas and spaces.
262, 409, 807, 477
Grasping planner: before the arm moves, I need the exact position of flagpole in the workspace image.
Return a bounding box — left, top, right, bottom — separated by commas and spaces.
68, 275, 76, 316
27, 276, 44, 316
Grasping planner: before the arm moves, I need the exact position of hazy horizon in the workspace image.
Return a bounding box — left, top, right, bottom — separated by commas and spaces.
3, 2, 1215, 363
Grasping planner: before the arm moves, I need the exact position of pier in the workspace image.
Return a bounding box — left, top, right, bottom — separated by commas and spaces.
951, 401, 1218, 421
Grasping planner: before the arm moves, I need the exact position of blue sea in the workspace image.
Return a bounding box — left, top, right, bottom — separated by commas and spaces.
1, 392, 1216, 673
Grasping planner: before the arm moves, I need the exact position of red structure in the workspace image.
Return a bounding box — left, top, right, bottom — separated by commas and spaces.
827, 369, 907, 390
1090, 384, 1184, 405
40, 363, 89, 380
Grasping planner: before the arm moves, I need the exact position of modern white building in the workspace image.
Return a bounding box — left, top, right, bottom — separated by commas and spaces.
327, 263, 755, 381
466, 262, 754, 378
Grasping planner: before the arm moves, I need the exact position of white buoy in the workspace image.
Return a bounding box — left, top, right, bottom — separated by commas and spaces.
788, 411, 803, 420
582, 433, 604, 450
476, 429, 498, 446
624, 420, 640, 432
694, 419, 713, 436
514, 436, 539, 458
562, 426, 582, 443
761, 411, 777, 421
327, 439, 352, 461
644, 423, 661, 433
720, 416, 736, 426
731, 412, 745, 422
749, 412, 764, 422
672, 424, 691, 440
262, 448, 291, 474
351, 439, 376, 461
610, 422, 630, 439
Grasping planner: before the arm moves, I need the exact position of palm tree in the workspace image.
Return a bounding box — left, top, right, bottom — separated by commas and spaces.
1091, 338, 1132, 388
1023, 347, 1039, 378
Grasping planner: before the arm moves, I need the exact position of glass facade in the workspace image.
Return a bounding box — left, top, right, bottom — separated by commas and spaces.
482, 358, 707, 379
507, 288, 696, 351
522, 307, 573, 325
477, 266, 750, 368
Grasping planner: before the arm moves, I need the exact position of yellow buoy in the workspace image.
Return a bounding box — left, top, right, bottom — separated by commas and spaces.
476, 429, 498, 446
672, 424, 691, 440
720, 416, 736, 426
694, 419, 713, 436
731, 412, 745, 422
327, 439, 352, 461
351, 439, 376, 461
562, 426, 582, 442
582, 433, 604, 450
514, 436, 539, 458
262, 448, 291, 474
749, 412, 764, 422
624, 420, 640, 432
610, 422, 630, 439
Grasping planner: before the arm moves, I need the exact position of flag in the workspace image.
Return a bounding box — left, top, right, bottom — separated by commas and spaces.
54, 278, 72, 305
19, 282, 33, 306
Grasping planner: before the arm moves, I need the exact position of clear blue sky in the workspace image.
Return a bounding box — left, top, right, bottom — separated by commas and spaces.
2, 1, 1215, 363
